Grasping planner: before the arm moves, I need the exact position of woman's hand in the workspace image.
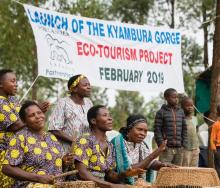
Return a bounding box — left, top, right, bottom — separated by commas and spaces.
38, 101, 50, 113
158, 140, 167, 151
62, 153, 74, 166
124, 167, 145, 177
37, 174, 54, 184
163, 163, 178, 168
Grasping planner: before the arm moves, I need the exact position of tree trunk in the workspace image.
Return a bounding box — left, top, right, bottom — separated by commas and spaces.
202, 1, 209, 69
209, 0, 220, 167
170, 0, 175, 28
210, 0, 220, 123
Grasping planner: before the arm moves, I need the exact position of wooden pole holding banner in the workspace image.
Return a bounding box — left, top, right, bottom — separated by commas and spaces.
19, 75, 39, 104
31, 0, 39, 101
11, 0, 40, 103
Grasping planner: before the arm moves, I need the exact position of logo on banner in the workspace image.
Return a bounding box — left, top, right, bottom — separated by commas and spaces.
45, 34, 72, 68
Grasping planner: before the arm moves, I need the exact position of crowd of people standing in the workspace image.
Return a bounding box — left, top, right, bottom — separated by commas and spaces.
0, 69, 217, 188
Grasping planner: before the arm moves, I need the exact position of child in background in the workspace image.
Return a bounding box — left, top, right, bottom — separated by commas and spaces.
0, 69, 24, 187
0, 69, 50, 187
210, 105, 220, 178
181, 97, 199, 167
154, 88, 187, 166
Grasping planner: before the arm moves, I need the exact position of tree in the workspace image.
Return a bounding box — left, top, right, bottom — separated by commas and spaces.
0, 0, 57, 101
145, 95, 164, 131
90, 87, 108, 106
108, 0, 156, 130
148, 0, 176, 27
178, 0, 215, 70
0, 0, 111, 103
181, 36, 203, 97
210, 1, 220, 121
110, 91, 148, 130
36, 0, 110, 19
149, 0, 215, 70
109, 0, 153, 24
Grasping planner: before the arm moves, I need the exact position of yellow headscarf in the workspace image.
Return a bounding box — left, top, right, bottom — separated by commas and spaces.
69, 75, 85, 93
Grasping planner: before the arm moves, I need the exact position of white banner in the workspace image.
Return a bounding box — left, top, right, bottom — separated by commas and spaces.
24, 4, 184, 93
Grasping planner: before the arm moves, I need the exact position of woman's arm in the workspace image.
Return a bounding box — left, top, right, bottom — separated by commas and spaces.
2, 164, 54, 184
75, 162, 125, 188
7, 119, 25, 132
106, 168, 145, 183
131, 141, 166, 170
50, 130, 73, 143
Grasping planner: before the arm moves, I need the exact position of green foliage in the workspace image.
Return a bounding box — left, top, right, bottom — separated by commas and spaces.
177, 0, 215, 30
181, 36, 203, 97
150, 0, 215, 30
109, 0, 158, 130
69, 0, 109, 19
43, 0, 109, 18
149, 0, 208, 98
0, 0, 56, 101
90, 86, 108, 106
0, 0, 213, 129
148, 0, 175, 27
110, 0, 153, 24
110, 91, 148, 130
145, 94, 164, 130
0, 0, 110, 102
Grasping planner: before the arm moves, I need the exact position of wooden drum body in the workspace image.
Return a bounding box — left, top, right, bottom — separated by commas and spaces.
154, 167, 220, 187
54, 181, 96, 188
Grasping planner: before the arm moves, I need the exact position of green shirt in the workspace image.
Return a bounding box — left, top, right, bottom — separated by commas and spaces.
185, 116, 199, 150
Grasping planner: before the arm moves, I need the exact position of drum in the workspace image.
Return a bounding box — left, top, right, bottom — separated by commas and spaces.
54, 181, 96, 188
26, 183, 53, 188
154, 167, 220, 187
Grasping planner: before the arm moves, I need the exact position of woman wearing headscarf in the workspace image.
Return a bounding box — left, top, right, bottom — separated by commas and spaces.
111, 114, 174, 185
48, 74, 93, 153
72, 105, 144, 188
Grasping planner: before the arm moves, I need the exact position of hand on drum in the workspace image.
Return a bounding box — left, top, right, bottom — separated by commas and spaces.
124, 167, 145, 177
163, 163, 178, 168
38, 174, 54, 184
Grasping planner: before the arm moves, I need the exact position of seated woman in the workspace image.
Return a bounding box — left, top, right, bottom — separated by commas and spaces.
72, 105, 144, 188
2, 101, 67, 187
111, 114, 173, 184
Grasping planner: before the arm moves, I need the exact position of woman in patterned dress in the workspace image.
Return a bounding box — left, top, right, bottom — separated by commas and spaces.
0, 69, 50, 187
73, 105, 145, 188
0, 69, 25, 187
48, 74, 93, 154
2, 101, 66, 188
112, 114, 174, 184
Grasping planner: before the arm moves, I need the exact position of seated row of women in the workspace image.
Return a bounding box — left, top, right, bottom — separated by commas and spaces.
2, 101, 173, 188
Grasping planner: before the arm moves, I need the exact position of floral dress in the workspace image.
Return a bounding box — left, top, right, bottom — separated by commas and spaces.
48, 97, 93, 153
0, 96, 20, 187
73, 133, 116, 179
3, 127, 64, 188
